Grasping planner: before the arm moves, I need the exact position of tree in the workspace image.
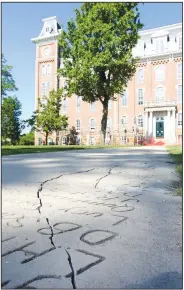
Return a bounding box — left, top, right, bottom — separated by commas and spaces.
66, 126, 79, 145
58, 3, 143, 142
19, 131, 34, 145
2, 96, 22, 145
25, 89, 68, 145
2, 54, 18, 97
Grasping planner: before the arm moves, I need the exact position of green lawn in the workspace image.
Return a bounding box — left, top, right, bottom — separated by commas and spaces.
166, 145, 183, 195
2, 144, 140, 156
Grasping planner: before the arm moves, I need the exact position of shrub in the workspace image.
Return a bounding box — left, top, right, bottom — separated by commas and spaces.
19, 132, 34, 145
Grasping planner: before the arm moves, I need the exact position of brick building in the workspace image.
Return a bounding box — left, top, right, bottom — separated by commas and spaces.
31, 16, 182, 146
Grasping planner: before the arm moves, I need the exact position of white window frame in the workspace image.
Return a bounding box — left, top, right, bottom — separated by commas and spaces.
155, 65, 165, 81
89, 136, 96, 145
40, 98, 47, 106
91, 102, 96, 112
108, 100, 112, 109
41, 82, 46, 96
122, 136, 127, 145
76, 119, 80, 131
41, 65, 46, 76
177, 85, 182, 104
46, 82, 51, 96
62, 137, 67, 145
155, 37, 165, 54
176, 33, 182, 50
38, 138, 42, 145
90, 118, 95, 130
155, 86, 165, 103
62, 98, 67, 113
178, 36, 182, 50
47, 64, 51, 76
121, 90, 128, 107
137, 68, 144, 83
177, 63, 182, 80
121, 116, 127, 128
107, 117, 112, 129
178, 112, 182, 127
137, 115, 143, 128
76, 96, 81, 112
138, 88, 144, 105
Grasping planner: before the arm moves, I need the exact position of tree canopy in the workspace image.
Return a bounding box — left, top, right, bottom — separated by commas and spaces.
2, 96, 22, 145
58, 3, 143, 141
25, 89, 68, 145
2, 54, 18, 97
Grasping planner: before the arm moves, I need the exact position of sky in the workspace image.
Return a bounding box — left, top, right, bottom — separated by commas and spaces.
2, 2, 182, 130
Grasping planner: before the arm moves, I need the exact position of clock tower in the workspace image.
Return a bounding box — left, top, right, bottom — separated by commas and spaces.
31, 16, 62, 145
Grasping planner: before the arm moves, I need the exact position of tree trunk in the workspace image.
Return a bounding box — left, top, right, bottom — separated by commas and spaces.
45, 132, 48, 145
101, 101, 108, 145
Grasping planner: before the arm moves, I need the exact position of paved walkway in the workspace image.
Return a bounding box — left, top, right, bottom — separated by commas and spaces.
2, 147, 182, 288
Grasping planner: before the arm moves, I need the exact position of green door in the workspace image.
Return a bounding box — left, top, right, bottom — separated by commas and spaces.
156, 119, 164, 137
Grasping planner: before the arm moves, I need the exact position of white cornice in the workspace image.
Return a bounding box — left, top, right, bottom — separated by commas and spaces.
138, 51, 182, 62
42, 16, 57, 22
140, 22, 182, 36
31, 33, 59, 43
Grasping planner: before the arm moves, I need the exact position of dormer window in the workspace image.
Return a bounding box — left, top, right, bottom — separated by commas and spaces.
155, 37, 165, 54
176, 33, 182, 50
178, 36, 182, 50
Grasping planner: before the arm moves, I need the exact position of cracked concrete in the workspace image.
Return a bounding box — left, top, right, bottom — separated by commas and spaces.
2, 146, 182, 288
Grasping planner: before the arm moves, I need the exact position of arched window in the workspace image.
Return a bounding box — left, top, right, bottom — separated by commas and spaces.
178, 113, 182, 126
42, 65, 46, 76
47, 64, 51, 76
90, 118, 95, 130
138, 115, 143, 128
178, 85, 182, 104
76, 119, 80, 131
121, 116, 127, 127
41, 82, 46, 96
178, 63, 182, 79
155, 65, 165, 81
121, 90, 127, 106
155, 86, 165, 103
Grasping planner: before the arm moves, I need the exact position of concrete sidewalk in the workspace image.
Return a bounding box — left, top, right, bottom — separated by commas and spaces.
2, 146, 182, 288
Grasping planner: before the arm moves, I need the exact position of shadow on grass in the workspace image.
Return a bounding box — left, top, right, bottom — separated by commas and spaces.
2, 145, 141, 156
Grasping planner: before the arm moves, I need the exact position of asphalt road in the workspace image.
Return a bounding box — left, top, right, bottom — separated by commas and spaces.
2, 146, 182, 289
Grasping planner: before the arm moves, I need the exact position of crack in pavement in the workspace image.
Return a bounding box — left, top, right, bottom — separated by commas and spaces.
65, 249, 76, 289
36, 168, 96, 214
46, 218, 56, 249
94, 166, 119, 189
34, 168, 96, 288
